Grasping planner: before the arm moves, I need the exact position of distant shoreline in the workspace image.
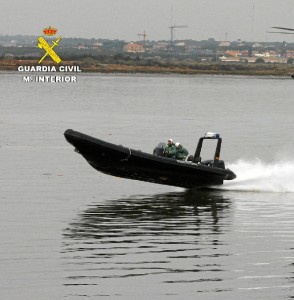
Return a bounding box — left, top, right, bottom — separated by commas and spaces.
1, 59, 293, 77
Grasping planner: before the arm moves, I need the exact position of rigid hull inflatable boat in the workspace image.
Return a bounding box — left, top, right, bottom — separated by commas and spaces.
64, 129, 236, 189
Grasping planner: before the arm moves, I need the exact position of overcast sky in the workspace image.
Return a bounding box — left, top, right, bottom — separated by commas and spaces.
1, 0, 294, 42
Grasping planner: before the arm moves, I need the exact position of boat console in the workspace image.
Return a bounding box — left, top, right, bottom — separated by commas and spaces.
153, 132, 226, 169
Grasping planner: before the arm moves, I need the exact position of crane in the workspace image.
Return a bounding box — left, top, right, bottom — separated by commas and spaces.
168, 25, 188, 45
138, 31, 147, 42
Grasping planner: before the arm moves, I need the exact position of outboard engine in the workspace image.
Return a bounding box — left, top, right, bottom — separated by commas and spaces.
153, 142, 166, 157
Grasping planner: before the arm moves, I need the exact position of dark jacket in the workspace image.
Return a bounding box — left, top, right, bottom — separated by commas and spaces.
165, 144, 177, 158
175, 146, 189, 160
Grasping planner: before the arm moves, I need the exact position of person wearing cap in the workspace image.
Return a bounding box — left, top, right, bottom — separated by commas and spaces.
175, 142, 189, 160
164, 138, 177, 158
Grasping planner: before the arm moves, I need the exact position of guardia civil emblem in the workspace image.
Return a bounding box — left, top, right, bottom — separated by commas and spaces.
38, 26, 62, 64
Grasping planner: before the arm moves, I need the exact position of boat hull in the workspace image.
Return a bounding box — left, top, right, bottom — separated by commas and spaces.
64, 129, 236, 189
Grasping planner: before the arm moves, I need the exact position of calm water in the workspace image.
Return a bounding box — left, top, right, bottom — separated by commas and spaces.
1, 71, 294, 299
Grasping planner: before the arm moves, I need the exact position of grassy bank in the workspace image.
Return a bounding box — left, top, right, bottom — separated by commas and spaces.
1, 59, 293, 76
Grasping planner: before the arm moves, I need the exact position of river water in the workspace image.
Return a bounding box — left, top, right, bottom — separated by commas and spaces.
1, 71, 294, 299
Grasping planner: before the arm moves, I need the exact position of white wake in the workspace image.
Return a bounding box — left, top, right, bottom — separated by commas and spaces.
220, 159, 294, 193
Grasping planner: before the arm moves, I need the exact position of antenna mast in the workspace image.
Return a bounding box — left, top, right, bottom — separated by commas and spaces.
251, 4, 255, 42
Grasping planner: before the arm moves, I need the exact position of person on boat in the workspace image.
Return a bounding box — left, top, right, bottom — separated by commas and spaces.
175, 142, 189, 160
164, 139, 177, 158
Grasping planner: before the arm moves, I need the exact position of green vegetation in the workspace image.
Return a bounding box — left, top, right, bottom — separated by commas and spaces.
1, 35, 293, 76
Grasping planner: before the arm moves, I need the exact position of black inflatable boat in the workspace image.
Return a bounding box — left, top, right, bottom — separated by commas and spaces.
64, 129, 236, 189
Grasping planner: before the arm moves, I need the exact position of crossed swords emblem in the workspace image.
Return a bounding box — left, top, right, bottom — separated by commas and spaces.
38, 36, 62, 64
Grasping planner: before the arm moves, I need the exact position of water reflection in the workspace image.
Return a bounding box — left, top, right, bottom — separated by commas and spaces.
62, 190, 233, 298
63, 190, 231, 241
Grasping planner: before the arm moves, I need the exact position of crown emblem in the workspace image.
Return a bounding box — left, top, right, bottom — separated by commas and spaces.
43, 26, 57, 36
